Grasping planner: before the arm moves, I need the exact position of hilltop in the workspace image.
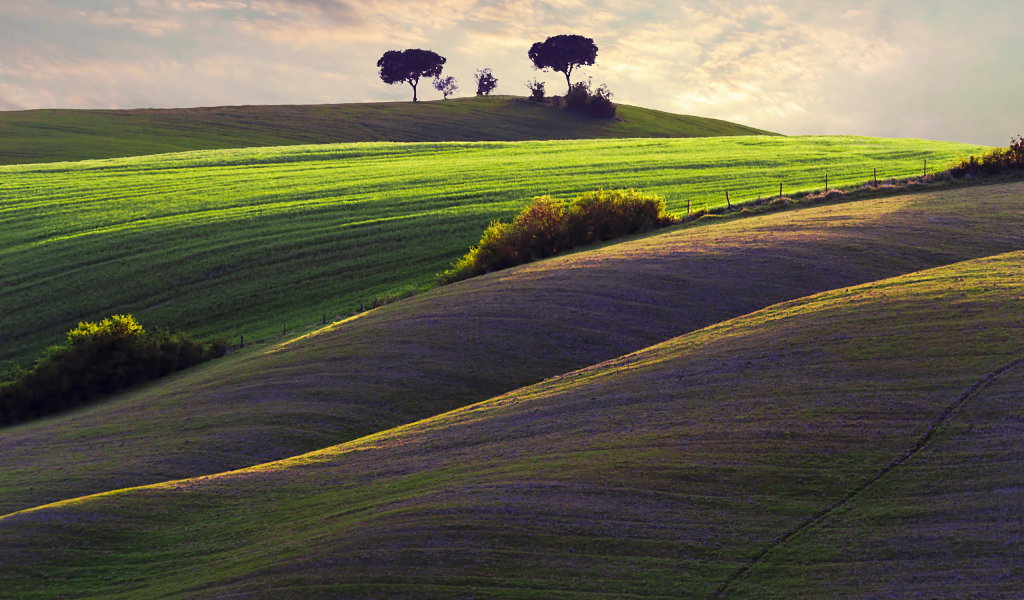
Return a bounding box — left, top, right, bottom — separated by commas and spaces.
2, 182, 1021, 515
0, 96, 776, 165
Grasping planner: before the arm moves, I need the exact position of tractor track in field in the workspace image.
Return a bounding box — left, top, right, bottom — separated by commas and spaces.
711, 353, 1024, 599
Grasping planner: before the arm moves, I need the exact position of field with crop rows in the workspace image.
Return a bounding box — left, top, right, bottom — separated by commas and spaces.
2, 248, 1020, 598
4, 182, 1021, 516
0, 135, 986, 368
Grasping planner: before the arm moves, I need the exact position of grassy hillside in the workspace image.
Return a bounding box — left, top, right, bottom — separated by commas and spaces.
0, 96, 776, 165
2, 183, 1021, 515
1, 250, 1021, 598
728, 359, 1024, 597
0, 135, 987, 369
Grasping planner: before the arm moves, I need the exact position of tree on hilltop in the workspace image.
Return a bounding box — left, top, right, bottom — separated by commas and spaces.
528, 34, 598, 94
377, 49, 446, 102
474, 68, 498, 96
433, 75, 458, 99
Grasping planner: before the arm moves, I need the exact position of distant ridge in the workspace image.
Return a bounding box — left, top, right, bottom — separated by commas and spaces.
0, 95, 777, 165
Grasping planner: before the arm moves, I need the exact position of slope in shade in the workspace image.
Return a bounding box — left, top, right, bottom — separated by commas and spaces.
1, 183, 1023, 515
730, 347, 1024, 597
0, 96, 776, 165
1, 252, 1022, 598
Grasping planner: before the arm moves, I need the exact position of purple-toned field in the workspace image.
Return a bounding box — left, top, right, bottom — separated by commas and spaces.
1, 249, 1021, 598
2, 183, 1022, 517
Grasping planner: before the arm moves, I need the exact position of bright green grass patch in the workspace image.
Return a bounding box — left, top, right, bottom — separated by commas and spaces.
0, 96, 775, 165
0, 135, 987, 368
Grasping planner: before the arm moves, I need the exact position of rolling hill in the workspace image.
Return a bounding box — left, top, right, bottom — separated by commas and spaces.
1, 247, 1020, 598
0, 135, 987, 369
0, 96, 777, 166
2, 182, 1021, 517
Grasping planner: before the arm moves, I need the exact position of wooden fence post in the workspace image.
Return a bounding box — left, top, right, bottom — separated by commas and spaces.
240, 335, 244, 349
687, 197, 691, 216
874, 168, 877, 186
726, 191, 730, 210
283, 324, 286, 335
825, 174, 828, 192
779, 183, 783, 199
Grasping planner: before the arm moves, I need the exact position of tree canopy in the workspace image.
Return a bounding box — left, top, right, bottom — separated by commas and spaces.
377, 49, 446, 102
528, 35, 598, 94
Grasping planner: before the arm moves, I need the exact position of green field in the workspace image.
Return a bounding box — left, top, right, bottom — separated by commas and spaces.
0, 135, 987, 369
3, 183, 1021, 517
0, 96, 776, 165
2, 246, 1020, 598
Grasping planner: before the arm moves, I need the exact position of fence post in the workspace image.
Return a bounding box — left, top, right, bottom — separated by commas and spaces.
779, 183, 783, 199
825, 174, 828, 192
360, 301, 364, 312
726, 191, 730, 210
874, 168, 877, 186
687, 197, 691, 216
240, 335, 244, 349
323, 313, 326, 325
283, 324, 286, 335
924, 159, 927, 177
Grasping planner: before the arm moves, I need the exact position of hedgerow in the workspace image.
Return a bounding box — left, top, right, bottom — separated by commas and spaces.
948, 135, 1024, 177
439, 189, 676, 283
0, 315, 226, 426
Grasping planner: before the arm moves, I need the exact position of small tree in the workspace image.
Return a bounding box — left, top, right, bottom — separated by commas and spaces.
474, 68, 498, 96
377, 49, 446, 102
433, 75, 458, 99
526, 78, 545, 102
528, 34, 598, 94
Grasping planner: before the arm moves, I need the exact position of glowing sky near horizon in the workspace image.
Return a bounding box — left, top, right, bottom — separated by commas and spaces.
1, 0, 1021, 145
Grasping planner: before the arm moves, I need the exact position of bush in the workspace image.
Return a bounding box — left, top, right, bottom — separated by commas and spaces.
948, 135, 1023, 177
439, 190, 676, 283
563, 79, 616, 118
0, 315, 226, 426
474, 68, 498, 96
587, 84, 616, 118
565, 80, 591, 110
526, 78, 545, 102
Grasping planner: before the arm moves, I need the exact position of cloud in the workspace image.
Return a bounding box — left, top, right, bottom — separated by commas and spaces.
1, 0, 1021, 145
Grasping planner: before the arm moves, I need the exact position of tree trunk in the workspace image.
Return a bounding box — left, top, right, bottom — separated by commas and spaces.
565, 70, 572, 94
411, 80, 418, 102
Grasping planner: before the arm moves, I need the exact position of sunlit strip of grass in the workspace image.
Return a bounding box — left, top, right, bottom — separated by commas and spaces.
0, 136, 988, 367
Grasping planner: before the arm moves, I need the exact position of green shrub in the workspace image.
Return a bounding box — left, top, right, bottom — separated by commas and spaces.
0, 315, 226, 426
439, 189, 676, 283
949, 135, 1023, 177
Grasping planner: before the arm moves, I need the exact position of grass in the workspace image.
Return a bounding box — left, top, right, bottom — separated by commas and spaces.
1, 247, 1021, 598
0, 96, 776, 166
0, 135, 989, 369
1, 182, 1021, 516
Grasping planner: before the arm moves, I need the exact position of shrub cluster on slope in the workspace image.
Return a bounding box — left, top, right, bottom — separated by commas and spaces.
0, 315, 226, 426
948, 135, 1024, 177
439, 189, 676, 283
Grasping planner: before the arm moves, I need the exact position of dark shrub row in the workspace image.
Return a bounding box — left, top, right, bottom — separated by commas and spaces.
440, 189, 676, 283
564, 80, 617, 118
949, 135, 1024, 177
0, 315, 226, 426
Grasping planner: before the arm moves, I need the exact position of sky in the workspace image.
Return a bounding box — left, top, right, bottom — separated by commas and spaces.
1, 0, 1021, 145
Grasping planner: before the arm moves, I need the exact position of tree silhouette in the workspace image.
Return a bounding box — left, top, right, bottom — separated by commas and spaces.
528, 35, 598, 94
433, 75, 458, 99
474, 68, 498, 96
377, 49, 446, 102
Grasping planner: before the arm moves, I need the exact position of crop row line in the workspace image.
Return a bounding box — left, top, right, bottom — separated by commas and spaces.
711, 353, 1024, 598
